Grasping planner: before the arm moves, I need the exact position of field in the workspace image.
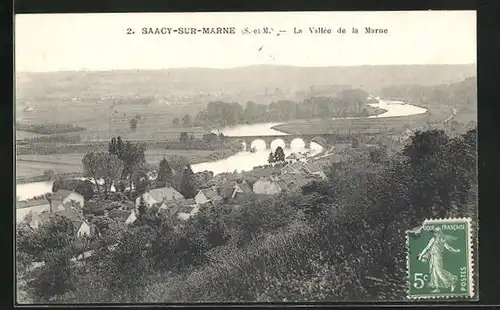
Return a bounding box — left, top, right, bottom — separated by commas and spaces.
16, 100, 209, 142
16, 149, 219, 180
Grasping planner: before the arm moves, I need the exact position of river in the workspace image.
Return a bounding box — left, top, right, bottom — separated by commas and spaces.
16, 99, 427, 200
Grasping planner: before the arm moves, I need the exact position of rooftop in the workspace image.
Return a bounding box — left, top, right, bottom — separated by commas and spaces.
33, 208, 86, 230
143, 186, 185, 202
200, 188, 218, 200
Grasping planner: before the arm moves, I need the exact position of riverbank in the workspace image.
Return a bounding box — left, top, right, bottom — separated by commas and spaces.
270, 102, 439, 136
16, 148, 240, 182
16, 172, 84, 185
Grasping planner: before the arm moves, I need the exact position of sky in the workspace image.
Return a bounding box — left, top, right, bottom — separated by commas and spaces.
15, 11, 476, 72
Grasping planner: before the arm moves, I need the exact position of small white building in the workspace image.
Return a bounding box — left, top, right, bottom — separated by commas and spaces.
252, 176, 288, 195
135, 186, 185, 208
50, 190, 85, 210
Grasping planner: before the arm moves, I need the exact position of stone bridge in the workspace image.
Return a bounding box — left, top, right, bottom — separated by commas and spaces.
226, 134, 334, 151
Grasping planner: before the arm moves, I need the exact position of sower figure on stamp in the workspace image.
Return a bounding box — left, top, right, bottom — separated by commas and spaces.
417, 227, 460, 293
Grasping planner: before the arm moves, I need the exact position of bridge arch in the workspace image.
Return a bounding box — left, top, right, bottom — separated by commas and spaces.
250, 139, 267, 152
237, 139, 247, 151
270, 138, 286, 151
290, 138, 306, 150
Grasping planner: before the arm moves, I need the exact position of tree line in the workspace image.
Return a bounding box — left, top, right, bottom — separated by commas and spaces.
194, 89, 371, 128
16, 122, 86, 135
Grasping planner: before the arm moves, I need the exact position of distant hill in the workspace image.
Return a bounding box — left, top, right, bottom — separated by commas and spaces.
16, 64, 476, 100
381, 76, 477, 107
381, 76, 477, 127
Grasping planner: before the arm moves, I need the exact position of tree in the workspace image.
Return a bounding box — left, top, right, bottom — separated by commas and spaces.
274, 146, 285, 163
18, 215, 79, 302
137, 194, 148, 220
119, 141, 147, 197
129, 118, 138, 131
403, 130, 449, 167
108, 136, 124, 157
180, 165, 198, 198
179, 132, 189, 143
43, 169, 57, 181
82, 152, 124, 198
132, 166, 150, 194
53, 179, 95, 201
158, 157, 173, 184
173, 118, 180, 127
52, 180, 60, 192
182, 114, 191, 127
369, 146, 387, 164
109, 137, 117, 155
268, 152, 275, 164
351, 138, 360, 148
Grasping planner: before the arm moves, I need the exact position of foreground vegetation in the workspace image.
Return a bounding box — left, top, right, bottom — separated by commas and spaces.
16, 126, 477, 303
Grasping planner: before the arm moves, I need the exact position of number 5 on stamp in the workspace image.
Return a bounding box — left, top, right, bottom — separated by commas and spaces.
406, 218, 474, 299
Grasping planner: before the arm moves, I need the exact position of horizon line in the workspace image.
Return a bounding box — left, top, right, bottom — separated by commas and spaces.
16, 63, 478, 74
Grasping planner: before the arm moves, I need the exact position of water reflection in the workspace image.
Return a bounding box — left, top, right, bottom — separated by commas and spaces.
192, 144, 323, 175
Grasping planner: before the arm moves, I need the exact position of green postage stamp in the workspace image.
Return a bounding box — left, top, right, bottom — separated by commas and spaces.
406, 217, 474, 299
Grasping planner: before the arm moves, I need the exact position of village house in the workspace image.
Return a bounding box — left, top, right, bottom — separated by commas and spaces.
29, 209, 92, 237
252, 176, 289, 195
135, 185, 185, 208
281, 161, 327, 179
218, 180, 253, 201
168, 199, 200, 221
16, 198, 64, 223
194, 188, 223, 205
50, 189, 85, 210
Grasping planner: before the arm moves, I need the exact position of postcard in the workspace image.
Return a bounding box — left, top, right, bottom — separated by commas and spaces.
15, 11, 477, 303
